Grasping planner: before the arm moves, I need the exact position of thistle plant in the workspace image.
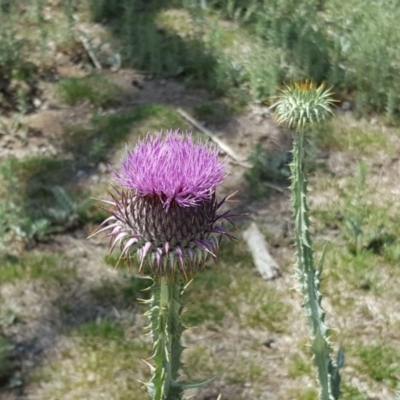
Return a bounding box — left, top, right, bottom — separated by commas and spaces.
272, 82, 343, 400
91, 131, 234, 400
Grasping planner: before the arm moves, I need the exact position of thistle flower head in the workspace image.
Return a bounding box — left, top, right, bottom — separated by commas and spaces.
272, 81, 335, 130
92, 130, 234, 277
115, 131, 226, 209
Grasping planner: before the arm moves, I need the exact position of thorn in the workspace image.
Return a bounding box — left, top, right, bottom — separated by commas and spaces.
183, 279, 193, 291
141, 359, 155, 373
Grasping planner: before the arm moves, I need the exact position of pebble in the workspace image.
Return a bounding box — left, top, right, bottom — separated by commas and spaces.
341, 101, 351, 111
47, 144, 58, 155
98, 162, 108, 174
33, 98, 42, 108
90, 174, 100, 184
370, 118, 378, 125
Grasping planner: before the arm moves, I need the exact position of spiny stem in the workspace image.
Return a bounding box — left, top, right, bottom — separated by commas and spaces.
146, 277, 185, 400
290, 129, 341, 400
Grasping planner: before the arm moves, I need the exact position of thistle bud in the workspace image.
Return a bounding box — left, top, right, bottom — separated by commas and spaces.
272, 81, 335, 130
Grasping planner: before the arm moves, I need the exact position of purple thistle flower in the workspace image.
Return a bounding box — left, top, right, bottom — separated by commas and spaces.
92, 130, 234, 277
115, 131, 226, 209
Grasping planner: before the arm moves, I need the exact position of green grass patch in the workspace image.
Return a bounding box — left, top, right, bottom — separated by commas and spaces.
74, 319, 125, 342
312, 162, 400, 293
33, 319, 149, 400
57, 74, 121, 107
287, 350, 370, 399
182, 239, 254, 327
183, 268, 231, 327
323, 249, 382, 292
0, 156, 97, 243
243, 287, 290, 333
352, 344, 400, 388
340, 383, 369, 400
0, 335, 13, 382
0, 156, 73, 194
183, 344, 223, 380
90, 3, 281, 101
383, 242, 400, 265
245, 144, 290, 199
63, 104, 186, 164
316, 118, 392, 156
0, 252, 76, 283
88, 0, 400, 115
284, 388, 318, 400
288, 353, 313, 379
183, 238, 290, 334
218, 238, 253, 269
225, 359, 265, 385
193, 100, 238, 124
90, 274, 152, 307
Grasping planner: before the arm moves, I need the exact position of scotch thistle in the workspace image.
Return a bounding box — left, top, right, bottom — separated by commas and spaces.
272, 81, 342, 400
91, 130, 234, 400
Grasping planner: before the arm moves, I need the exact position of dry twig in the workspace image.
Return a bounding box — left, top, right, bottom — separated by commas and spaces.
243, 222, 281, 280
79, 34, 102, 70
177, 108, 251, 168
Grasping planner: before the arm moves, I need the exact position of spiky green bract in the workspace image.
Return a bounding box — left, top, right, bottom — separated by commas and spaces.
143, 277, 185, 400
272, 81, 334, 130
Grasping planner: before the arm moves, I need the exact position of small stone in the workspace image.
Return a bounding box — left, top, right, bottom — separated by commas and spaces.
341, 101, 351, 111
98, 162, 108, 174
370, 118, 378, 125
87, 372, 96, 383
47, 144, 57, 155
262, 111, 271, 119
33, 98, 42, 108
91, 174, 100, 184
39, 144, 48, 152
263, 338, 275, 348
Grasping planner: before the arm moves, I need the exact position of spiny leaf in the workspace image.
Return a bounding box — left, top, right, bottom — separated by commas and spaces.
173, 368, 225, 390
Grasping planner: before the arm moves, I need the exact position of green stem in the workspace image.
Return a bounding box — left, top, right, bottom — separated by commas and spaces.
146, 277, 185, 400
290, 130, 341, 400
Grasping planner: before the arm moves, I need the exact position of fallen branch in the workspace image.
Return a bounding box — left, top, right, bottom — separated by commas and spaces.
243, 222, 281, 280
261, 181, 285, 193
177, 108, 251, 168
79, 34, 102, 70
